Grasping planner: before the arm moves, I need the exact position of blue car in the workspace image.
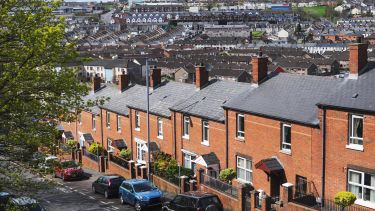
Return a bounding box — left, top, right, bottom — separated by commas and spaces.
119, 179, 163, 211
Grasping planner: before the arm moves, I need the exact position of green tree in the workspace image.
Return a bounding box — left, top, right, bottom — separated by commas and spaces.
219, 168, 237, 184
334, 191, 356, 211
0, 0, 92, 194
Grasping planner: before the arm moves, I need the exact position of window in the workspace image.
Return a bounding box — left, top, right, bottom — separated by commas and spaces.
348, 169, 375, 207
135, 111, 140, 130
237, 156, 252, 183
78, 113, 82, 125
157, 117, 163, 138
237, 113, 245, 138
349, 114, 363, 146
107, 138, 114, 152
117, 114, 121, 131
183, 116, 190, 138
136, 142, 146, 163
281, 123, 291, 152
183, 153, 196, 170
92, 114, 96, 130
106, 111, 110, 128
202, 120, 209, 145
295, 175, 307, 198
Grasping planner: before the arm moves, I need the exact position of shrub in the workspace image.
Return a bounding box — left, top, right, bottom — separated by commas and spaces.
66, 140, 77, 148
88, 143, 104, 154
334, 191, 356, 210
219, 168, 237, 183
166, 158, 178, 178
119, 149, 131, 160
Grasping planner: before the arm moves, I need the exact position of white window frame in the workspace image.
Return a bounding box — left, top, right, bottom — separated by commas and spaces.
348, 169, 375, 208
348, 114, 364, 150
281, 123, 291, 152
237, 113, 245, 138
157, 117, 163, 139
136, 141, 146, 164
202, 120, 209, 146
106, 111, 110, 128
183, 153, 196, 170
92, 114, 96, 130
117, 114, 121, 132
237, 156, 252, 183
183, 116, 190, 138
107, 138, 115, 153
135, 111, 140, 131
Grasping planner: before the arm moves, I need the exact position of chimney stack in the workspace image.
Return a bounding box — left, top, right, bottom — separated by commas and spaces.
150, 66, 161, 89
195, 63, 209, 90
92, 74, 101, 92
118, 71, 129, 92
251, 56, 268, 85
349, 43, 368, 79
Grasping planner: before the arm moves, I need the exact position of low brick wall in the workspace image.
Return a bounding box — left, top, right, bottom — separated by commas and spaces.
285, 202, 318, 211
82, 156, 99, 172
152, 174, 180, 194
108, 161, 131, 179
200, 184, 240, 211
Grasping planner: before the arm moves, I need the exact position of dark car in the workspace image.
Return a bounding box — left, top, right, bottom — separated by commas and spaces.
119, 179, 163, 211
92, 175, 125, 198
0, 192, 14, 211
162, 191, 223, 211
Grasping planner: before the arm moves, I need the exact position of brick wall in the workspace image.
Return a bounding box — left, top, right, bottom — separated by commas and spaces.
324, 109, 375, 202
82, 156, 100, 172
77, 111, 102, 145
199, 183, 241, 211
226, 110, 322, 197
151, 174, 180, 194
108, 161, 132, 179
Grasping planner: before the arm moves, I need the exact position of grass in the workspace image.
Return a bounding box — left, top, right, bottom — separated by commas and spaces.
302, 6, 327, 17
251, 31, 265, 39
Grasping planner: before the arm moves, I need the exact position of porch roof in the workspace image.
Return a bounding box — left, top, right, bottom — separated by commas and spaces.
255, 157, 283, 175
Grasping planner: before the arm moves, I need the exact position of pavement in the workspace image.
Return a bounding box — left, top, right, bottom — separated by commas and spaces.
37, 167, 176, 211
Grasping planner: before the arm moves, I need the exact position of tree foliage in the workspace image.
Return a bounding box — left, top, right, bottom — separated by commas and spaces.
334, 191, 356, 210
219, 168, 237, 183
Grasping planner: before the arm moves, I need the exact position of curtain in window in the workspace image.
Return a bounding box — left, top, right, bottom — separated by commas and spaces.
349, 184, 362, 199
353, 118, 363, 138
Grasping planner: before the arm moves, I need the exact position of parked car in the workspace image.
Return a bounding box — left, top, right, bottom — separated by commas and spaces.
119, 179, 163, 211
92, 175, 125, 198
54, 160, 84, 181
6, 196, 45, 211
162, 191, 223, 211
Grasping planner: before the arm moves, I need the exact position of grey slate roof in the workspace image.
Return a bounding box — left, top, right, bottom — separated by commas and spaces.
223, 73, 345, 126
83, 84, 119, 115
201, 152, 220, 165
126, 81, 196, 118
318, 68, 375, 113
100, 84, 146, 116
170, 80, 255, 122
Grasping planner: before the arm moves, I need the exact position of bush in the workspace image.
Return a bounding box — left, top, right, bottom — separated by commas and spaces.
88, 143, 104, 154
334, 191, 356, 210
119, 149, 131, 160
67, 140, 77, 148
219, 168, 237, 183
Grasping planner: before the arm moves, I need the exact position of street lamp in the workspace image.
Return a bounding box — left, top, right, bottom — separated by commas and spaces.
134, 58, 151, 180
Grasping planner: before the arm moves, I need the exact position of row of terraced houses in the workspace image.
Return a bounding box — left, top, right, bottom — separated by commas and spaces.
61, 43, 375, 211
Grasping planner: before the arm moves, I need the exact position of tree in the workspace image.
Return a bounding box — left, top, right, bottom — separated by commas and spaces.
219, 168, 236, 184
0, 0, 91, 193
334, 191, 356, 211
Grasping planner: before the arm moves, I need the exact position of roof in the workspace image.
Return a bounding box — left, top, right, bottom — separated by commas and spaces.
100, 84, 146, 116
81, 133, 94, 143
193, 152, 220, 167
170, 80, 254, 122
224, 73, 345, 126
127, 81, 196, 118
62, 131, 74, 139
83, 59, 128, 69
112, 139, 127, 149
83, 84, 119, 115
209, 68, 249, 78
255, 157, 284, 174
318, 67, 375, 113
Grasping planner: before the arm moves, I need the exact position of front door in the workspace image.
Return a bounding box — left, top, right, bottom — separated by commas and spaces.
270, 174, 281, 200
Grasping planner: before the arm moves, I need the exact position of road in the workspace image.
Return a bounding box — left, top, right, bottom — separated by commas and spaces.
37, 168, 164, 211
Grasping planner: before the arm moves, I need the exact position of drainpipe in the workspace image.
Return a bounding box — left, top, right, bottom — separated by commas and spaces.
225, 109, 229, 168
173, 111, 177, 160
129, 109, 133, 160
321, 109, 326, 208
100, 108, 104, 148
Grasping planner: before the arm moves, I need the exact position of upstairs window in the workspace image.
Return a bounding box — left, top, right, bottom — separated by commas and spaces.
92, 114, 96, 130
349, 114, 363, 147
117, 114, 121, 131
106, 111, 110, 128
202, 120, 209, 145
237, 113, 245, 138
157, 117, 163, 138
183, 116, 190, 138
281, 123, 291, 152
135, 111, 140, 130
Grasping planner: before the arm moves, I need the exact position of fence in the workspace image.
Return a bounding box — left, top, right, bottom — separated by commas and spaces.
320, 199, 369, 211
83, 148, 99, 162
201, 173, 238, 198
109, 153, 129, 169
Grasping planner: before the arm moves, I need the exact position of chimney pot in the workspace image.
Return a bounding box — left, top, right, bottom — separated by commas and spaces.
349, 43, 368, 79
119, 71, 129, 92
251, 56, 268, 85
92, 74, 101, 92
195, 64, 209, 90
150, 67, 161, 89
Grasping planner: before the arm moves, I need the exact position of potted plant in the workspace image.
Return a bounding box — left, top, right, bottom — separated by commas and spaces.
334, 191, 356, 211
219, 168, 237, 184
119, 149, 131, 160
